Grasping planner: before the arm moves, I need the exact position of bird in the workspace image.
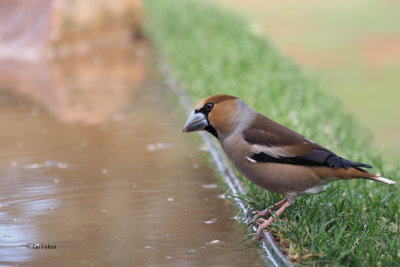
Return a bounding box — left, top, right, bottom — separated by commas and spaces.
182, 94, 395, 238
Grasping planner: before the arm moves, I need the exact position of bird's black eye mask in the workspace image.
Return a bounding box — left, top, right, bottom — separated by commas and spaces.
195, 102, 214, 114
194, 102, 218, 139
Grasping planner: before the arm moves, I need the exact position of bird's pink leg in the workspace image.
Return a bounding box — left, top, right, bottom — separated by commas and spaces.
253, 199, 287, 220
256, 201, 291, 239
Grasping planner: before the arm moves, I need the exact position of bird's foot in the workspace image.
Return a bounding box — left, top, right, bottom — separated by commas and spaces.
253, 208, 271, 220
253, 198, 287, 221
256, 217, 273, 240
254, 200, 292, 240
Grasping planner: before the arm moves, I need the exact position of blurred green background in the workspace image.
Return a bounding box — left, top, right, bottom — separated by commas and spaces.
218, 0, 400, 166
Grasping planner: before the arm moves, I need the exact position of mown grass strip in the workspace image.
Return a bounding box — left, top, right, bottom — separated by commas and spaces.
143, 0, 399, 265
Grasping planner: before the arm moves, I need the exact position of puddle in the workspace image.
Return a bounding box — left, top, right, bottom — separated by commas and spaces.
0, 41, 265, 265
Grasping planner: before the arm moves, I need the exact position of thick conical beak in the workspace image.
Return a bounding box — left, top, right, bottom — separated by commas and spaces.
182, 111, 208, 132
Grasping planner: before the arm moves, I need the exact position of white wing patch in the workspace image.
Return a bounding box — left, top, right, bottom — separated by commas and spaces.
305, 138, 315, 144
245, 157, 257, 163
251, 144, 296, 158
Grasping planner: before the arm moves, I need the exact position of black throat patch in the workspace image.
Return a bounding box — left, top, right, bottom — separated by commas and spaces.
205, 125, 218, 139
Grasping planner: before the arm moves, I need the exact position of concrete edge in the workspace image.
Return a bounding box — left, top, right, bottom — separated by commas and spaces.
161, 64, 292, 267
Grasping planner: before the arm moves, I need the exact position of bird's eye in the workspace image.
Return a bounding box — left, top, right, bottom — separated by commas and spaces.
205, 102, 214, 111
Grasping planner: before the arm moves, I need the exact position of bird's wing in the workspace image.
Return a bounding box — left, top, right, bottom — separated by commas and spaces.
243, 114, 371, 170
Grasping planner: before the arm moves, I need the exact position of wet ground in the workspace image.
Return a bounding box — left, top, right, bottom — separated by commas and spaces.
0, 41, 265, 266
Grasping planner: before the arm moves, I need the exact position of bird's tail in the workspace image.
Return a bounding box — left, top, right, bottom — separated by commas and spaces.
319, 167, 396, 185
348, 166, 396, 184
371, 176, 396, 184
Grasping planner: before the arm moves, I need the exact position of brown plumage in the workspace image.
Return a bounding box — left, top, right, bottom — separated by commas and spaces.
183, 94, 395, 237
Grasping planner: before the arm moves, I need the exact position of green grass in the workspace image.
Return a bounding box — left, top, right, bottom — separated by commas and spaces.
143, 0, 400, 265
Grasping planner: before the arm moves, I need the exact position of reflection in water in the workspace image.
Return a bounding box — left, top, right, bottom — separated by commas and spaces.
0, 41, 146, 125
0, 44, 265, 265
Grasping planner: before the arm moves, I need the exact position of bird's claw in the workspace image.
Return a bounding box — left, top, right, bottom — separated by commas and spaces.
256, 217, 273, 240
253, 208, 271, 221
256, 223, 267, 240
257, 232, 263, 240
258, 218, 267, 224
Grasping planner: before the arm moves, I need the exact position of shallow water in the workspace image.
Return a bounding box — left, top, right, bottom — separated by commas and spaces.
0, 41, 265, 266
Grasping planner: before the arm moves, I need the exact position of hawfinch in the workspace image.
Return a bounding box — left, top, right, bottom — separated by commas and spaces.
183, 94, 395, 237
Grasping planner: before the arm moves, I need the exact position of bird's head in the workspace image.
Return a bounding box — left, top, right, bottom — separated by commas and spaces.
182, 94, 239, 139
